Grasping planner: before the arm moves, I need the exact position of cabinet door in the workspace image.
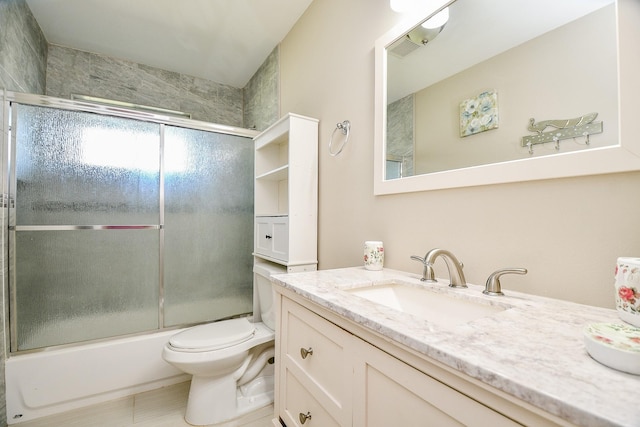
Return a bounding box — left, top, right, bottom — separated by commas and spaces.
279, 298, 353, 427
352, 337, 520, 427
271, 218, 289, 260
255, 216, 289, 261
256, 218, 274, 256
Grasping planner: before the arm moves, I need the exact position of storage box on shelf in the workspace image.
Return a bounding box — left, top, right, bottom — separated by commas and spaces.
253, 113, 318, 272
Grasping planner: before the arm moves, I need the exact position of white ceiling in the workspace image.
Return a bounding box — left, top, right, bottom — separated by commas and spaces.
26, 0, 313, 88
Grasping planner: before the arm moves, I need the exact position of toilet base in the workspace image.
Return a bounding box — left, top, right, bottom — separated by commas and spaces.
237, 374, 274, 415
185, 374, 235, 425
184, 372, 275, 426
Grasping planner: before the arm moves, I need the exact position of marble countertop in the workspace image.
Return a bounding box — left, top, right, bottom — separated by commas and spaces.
271, 267, 640, 427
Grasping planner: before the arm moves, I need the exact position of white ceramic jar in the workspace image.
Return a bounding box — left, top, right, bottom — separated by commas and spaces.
364, 241, 384, 271
614, 257, 640, 327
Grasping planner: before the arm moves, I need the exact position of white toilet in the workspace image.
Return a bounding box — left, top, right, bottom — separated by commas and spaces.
162, 262, 285, 426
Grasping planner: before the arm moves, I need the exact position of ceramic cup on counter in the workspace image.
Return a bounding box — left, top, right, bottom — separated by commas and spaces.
364, 241, 384, 271
614, 257, 640, 327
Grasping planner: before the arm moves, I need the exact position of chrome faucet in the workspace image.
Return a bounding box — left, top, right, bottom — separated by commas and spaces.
410, 248, 467, 288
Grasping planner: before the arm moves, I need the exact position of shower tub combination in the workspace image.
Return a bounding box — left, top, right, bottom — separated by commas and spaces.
5, 328, 188, 423
1, 91, 263, 423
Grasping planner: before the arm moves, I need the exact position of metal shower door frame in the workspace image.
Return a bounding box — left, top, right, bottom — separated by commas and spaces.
1, 91, 258, 353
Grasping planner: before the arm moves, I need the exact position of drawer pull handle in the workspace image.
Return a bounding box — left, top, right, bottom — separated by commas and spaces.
265, 234, 272, 239
299, 412, 312, 424
300, 347, 313, 359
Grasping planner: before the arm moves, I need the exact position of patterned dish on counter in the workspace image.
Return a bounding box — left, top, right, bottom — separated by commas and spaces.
584, 323, 640, 375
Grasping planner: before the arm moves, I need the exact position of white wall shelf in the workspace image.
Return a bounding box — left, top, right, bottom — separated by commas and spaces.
256, 165, 289, 181
253, 113, 318, 272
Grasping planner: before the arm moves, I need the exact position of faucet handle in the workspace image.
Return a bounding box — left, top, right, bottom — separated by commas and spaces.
484, 268, 527, 296
410, 255, 429, 281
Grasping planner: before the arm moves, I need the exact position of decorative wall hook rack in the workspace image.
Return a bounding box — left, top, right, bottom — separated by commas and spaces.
521, 112, 603, 154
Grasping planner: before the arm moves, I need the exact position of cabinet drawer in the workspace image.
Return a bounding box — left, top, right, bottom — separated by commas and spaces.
255, 216, 289, 261
281, 370, 341, 427
281, 298, 352, 421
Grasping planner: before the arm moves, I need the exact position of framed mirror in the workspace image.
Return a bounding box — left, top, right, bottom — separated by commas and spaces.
374, 0, 640, 195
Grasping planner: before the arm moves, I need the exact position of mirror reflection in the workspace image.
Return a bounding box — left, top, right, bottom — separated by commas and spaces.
385, 0, 617, 180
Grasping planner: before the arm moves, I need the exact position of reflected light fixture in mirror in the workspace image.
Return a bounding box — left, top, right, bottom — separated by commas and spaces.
422, 7, 449, 29
389, 0, 419, 13
406, 7, 449, 46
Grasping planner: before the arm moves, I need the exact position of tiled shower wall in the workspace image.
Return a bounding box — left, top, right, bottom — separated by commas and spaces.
0, 1, 280, 425
46, 44, 278, 130
46, 45, 245, 126
0, 0, 47, 94
243, 47, 279, 131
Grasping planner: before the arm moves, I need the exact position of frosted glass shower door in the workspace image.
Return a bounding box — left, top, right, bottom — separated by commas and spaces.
163, 126, 254, 326
11, 104, 161, 351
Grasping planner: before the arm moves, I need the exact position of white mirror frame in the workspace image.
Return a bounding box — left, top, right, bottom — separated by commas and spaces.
374, 0, 640, 195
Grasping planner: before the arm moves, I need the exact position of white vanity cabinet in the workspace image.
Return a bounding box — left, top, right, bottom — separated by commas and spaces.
274, 289, 573, 427
254, 113, 318, 272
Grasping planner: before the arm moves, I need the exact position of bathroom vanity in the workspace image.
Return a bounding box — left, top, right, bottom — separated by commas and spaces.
270, 268, 639, 427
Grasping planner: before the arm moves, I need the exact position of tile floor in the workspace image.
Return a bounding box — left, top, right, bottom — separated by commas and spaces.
15, 381, 275, 427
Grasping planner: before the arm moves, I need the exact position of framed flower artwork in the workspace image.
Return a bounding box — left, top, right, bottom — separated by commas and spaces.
459, 90, 499, 137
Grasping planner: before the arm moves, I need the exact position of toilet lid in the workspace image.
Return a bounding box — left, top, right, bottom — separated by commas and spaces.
169, 318, 256, 351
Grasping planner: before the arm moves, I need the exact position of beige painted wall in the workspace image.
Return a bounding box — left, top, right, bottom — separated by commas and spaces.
279, 0, 640, 309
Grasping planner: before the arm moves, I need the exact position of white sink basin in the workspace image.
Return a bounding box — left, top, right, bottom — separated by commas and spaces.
346, 282, 506, 327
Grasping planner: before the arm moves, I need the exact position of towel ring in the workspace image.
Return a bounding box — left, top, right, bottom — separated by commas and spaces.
329, 120, 351, 156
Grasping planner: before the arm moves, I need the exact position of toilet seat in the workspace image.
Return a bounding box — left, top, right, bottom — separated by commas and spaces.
169, 318, 256, 352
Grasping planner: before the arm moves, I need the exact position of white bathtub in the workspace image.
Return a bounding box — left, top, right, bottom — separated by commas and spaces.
5, 328, 190, 424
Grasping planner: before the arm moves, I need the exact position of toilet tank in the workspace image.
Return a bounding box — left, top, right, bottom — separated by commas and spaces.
253, 262, 286, 330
